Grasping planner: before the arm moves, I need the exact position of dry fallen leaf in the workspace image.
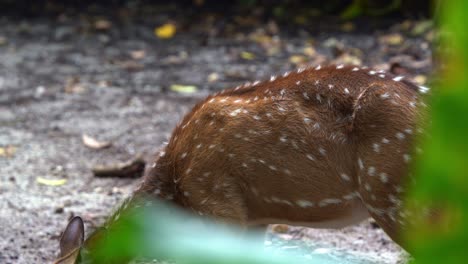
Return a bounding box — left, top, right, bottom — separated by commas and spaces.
155, 23, 176, 39
289, 55, 307, 65
82, 134, 111, 149
240, 51, 255, 60
64, 77, 86, 94
207, 72, 219, 83
97, 80, 110, 88
36, 177, 67, 186
380, 33, 404, 46
303, 46, 316, 57
94, 19, 112, 30
130, 50, 146, 60
0, 145, 17, 157
411, 20, 433, 36
170, 84, 198, 94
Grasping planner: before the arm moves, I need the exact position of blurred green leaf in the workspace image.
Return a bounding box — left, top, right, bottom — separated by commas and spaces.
405, 1, 468, 264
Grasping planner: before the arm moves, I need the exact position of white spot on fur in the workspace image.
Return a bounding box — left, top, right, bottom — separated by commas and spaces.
230, 108, 242, 116
319, 147, 326, 155
365, 183, 372, 191
318, 198, 342, 207
418, 85, 430, 94
379, 172, 389, 183
343, 192, 359, 200
358, 158, 364, 170
380, 92, 390, 99
340, 173, 351, 181
373, 143, 380, 153
306, 154, 315, 161
396, 132, 405, 140
403, 154, 411, 163
316, 94, 322, 102
296, 200, 314, 208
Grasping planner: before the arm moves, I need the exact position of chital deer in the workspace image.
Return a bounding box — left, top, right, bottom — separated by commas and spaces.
54, 64, 430, 263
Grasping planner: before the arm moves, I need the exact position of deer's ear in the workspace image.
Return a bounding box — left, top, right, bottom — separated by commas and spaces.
59, 216, 85, 259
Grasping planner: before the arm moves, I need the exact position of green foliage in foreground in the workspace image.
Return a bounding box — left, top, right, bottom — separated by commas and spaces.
404, 0, 468, 263
89, 202, 352, 264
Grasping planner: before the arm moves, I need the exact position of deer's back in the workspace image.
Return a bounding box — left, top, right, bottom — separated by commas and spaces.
157, 65, 424, 228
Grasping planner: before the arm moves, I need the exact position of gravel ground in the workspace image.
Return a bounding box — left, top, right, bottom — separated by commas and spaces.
0, 3, 432, 263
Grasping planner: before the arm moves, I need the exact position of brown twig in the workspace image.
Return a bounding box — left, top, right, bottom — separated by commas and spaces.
92, 155, 146, 178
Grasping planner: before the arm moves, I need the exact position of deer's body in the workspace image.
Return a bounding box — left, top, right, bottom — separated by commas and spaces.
139, 64, 426, 241
55, 64, 429, 263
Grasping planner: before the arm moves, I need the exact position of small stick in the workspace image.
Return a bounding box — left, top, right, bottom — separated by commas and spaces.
92, 155, 146, 178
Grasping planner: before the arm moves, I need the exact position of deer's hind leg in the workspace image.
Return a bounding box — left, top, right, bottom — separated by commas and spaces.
352, 84, 420, 249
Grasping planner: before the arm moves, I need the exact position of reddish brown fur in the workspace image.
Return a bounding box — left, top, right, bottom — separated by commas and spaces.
55, 64, 429, 263
137, 65, 426, 244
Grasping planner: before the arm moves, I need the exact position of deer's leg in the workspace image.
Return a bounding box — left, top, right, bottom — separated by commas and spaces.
351, 83, 420, 249
183, 178, 249, 229
356, 139, 412, 248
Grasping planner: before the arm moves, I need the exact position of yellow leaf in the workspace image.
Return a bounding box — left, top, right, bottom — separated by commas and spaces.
289, 55, 306, 65
413, 75, 427, 85
155, 23, 176, 39
0, 145, 16, 157
303, 46, 316, 57
37, 177, 67, 186
380, 33, 404, 46
170, 84, 198, 94
240, 51, 255, 60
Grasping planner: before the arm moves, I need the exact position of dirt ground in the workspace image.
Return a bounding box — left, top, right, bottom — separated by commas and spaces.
0, 3, 433, 263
